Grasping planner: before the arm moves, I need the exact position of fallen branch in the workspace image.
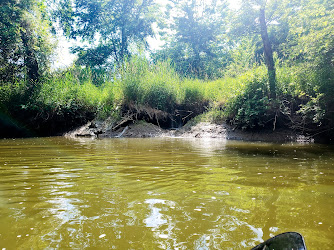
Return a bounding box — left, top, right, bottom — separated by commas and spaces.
112, 112, 134, 131
181, 111, 194, 123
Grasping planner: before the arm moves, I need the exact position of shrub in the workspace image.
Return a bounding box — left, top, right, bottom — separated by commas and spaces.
225, 70, 273, 130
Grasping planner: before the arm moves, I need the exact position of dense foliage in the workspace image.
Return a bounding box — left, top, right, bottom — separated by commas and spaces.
0, 0, 54, 84
0, 0, 333, 141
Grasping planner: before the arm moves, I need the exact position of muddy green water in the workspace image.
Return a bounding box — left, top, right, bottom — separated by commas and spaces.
0, 137, 333, 249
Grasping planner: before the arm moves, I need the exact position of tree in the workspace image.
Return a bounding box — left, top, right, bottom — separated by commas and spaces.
55, 0, 157, 67
231, 0, 280, 99
259, 6, 276, 99
154, 0, 229, 79
0, 0, 54, 85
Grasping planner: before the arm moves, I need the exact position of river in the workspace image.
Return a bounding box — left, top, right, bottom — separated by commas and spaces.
0, 137, 333, 249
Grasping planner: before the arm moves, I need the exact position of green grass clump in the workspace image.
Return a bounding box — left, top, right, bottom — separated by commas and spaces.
140, 61, 179, 111
180, 79, 206, 105
34, 70, 102, 115
119, 57, 207, 111
118, 56, 250, 113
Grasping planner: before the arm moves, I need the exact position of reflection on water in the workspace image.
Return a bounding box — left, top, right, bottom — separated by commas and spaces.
0, 137, 333, 249
144, 199, 168, 228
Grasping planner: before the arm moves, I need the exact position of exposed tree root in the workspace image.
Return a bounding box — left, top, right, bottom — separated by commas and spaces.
119, 103, 207, 130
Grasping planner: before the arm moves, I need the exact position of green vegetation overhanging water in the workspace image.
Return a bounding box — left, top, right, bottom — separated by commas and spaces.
0, 137, 333, 249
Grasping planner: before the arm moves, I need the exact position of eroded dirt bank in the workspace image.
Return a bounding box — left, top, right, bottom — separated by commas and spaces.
65, 119, 313, 143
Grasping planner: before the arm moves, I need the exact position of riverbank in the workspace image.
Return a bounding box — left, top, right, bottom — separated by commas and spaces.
2, 59, 333, 143
65, 119, 314, 143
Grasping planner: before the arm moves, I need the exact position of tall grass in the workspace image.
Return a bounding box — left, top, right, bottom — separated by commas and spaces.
34, 70, 105, 115
118, 57, 201, 111
117, 56, 249, 111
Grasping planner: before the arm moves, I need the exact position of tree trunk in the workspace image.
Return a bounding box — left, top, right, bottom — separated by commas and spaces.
259, 8, 276, 99
120, 27, 127, 61
20, 22, 39, 84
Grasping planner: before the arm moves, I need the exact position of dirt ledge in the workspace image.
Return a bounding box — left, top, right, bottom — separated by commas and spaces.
65, 119, 313, 143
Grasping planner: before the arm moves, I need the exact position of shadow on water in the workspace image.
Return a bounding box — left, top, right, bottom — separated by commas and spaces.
223, 140, 334, 158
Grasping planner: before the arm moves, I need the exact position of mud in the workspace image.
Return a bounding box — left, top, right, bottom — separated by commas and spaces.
66, 119, 313, 143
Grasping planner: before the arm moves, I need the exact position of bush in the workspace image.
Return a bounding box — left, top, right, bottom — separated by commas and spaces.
225, 69, 273, 130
